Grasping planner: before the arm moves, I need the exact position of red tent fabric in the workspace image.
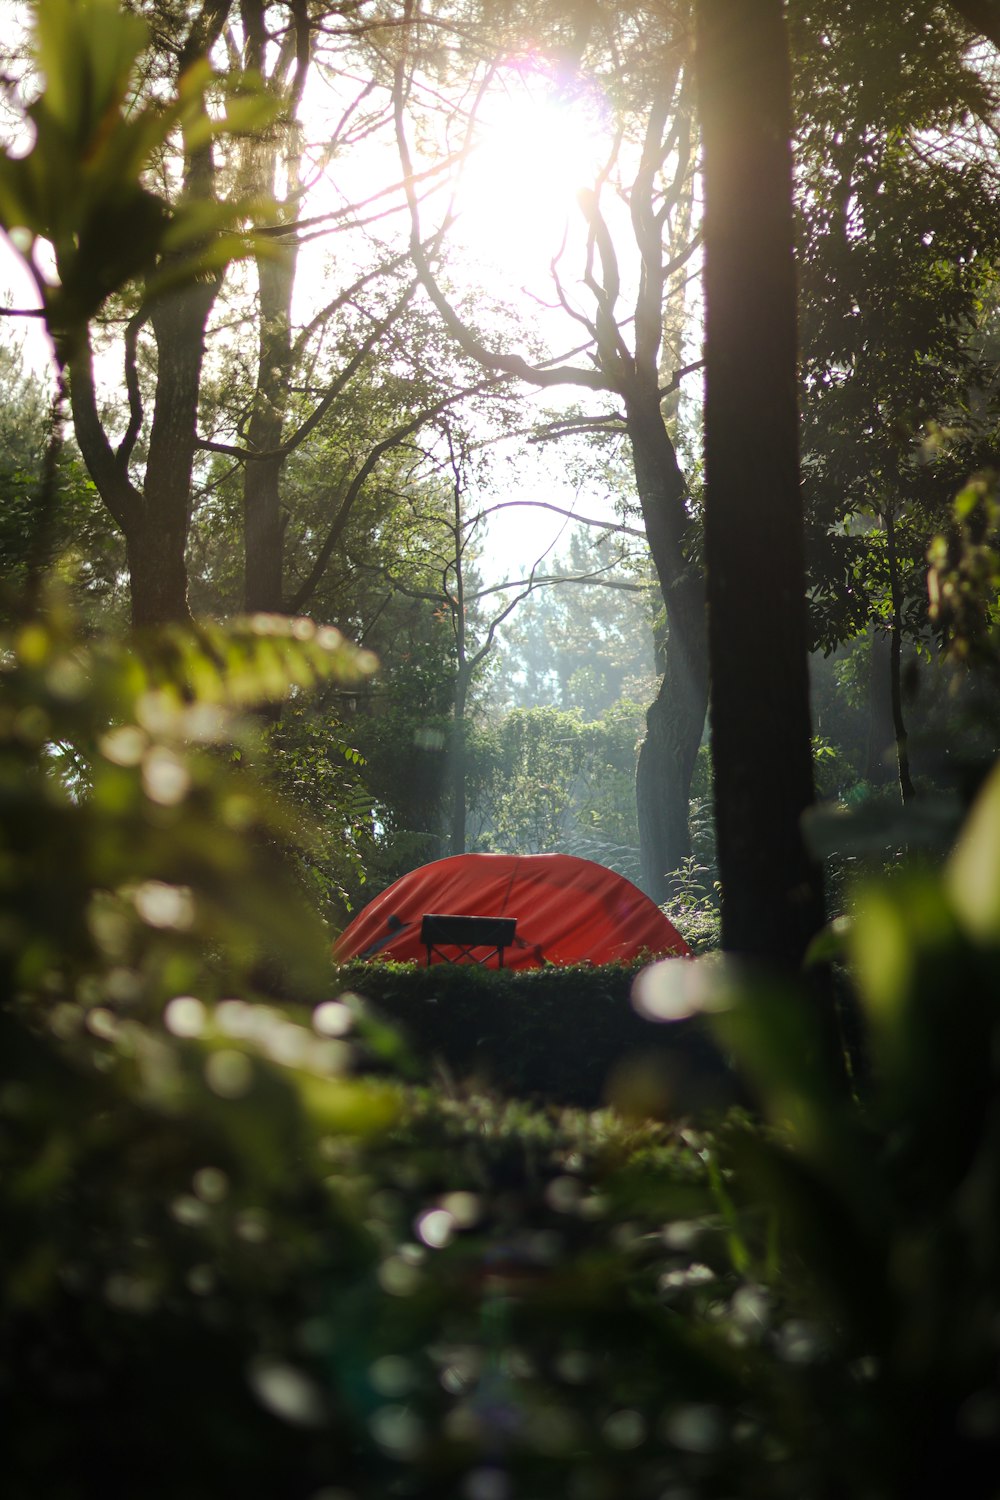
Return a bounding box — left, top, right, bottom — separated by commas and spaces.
334, 852, 691, 968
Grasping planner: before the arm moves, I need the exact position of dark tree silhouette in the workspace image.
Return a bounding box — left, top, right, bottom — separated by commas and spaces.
696, 0, 824, 969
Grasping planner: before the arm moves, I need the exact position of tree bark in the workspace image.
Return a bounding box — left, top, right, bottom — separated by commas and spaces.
65, 0, 230, 630
241, 0, 307, 615
865, 627, 896, 785
635, 622, 704, 899
634, 571, 708, 900
125, 520, 193, 631
627, 459, 708, 897
244, 246, 295, 613
449, 668, 469, 856
884, 507, 916, 803
138, 280, 217, 627
696, 0, 825, 969
625, 383, 708, 902
69, 279, 215, 630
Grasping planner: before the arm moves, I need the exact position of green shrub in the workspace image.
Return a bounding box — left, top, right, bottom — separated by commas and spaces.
8, 597, 1000, 1499
334, 958, 739, 1115
662, 761, 1000, 1498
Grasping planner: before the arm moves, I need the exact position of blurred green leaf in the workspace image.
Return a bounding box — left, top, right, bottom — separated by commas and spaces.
0, 0, 282, 362
947, 760, 1000, 939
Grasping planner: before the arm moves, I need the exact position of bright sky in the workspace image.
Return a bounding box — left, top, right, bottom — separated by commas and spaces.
0, 30, 640, 584
0, 237, 52, 373
449, 58, 610, 281
417, 58, 635, 579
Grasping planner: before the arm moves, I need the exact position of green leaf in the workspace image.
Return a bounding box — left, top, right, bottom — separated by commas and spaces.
946, 761, 1000, 940
850, 887, 914, 1028
803, 914, 852, 968
0, 3, 283, 360
32, 0, 147, 138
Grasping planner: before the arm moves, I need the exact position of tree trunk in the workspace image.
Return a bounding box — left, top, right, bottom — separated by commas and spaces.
636, 571, 708, 900
240, 0, 304, 618
449, 670, 469, 856
126, 520, 193, 631
23, 368, 69, 616
865, 627, 896, 785
68, 276, 215, 631
130, 280, 217, 628
884, 507, 916, 803
244, 246, 295, 613
625, 385, 709, 903
696, 0, 825, 969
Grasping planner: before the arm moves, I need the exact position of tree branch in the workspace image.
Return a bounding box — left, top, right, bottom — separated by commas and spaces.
68, 331, 141, 532
471, 560, 649, 600
392, 50, 608, 393
658, 357, 705, 400
946, 0, 1000, 49
287, 378, 504, 613
468, 500, 646, 540
289, 246, 417, 364
198, 279, 421, 462
577, 187, 634, 379
117, 307, 150, 468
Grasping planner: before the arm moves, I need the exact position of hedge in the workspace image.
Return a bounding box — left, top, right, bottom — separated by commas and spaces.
331, 959, 740, 1115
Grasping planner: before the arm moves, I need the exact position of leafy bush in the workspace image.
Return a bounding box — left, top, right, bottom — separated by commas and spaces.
661, 855, 722, 954
334, 958, 738, 1115
6, 594, 1000, 1500
0, 601, 409, 1498
644, 761, 1000, 1497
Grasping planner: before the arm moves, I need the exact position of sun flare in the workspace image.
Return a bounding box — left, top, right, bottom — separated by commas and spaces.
453, 62, 607, 280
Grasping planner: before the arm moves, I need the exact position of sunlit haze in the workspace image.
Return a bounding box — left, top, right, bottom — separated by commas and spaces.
450, 60, 608, 282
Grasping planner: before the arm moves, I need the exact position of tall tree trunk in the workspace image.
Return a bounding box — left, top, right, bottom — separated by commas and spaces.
450, 669, 469, 856
884, 507, 916, 803
625, 385, 709, 903
865, 627, 896, 785
126, 522, 194, 631
241, 0, 306, 615
136, 280, 217, 627
65, 0, 230, 631
244, 246, 295, 613
696, 0, 825, 969
635, 574, 708, 900
69, 275, 216, 630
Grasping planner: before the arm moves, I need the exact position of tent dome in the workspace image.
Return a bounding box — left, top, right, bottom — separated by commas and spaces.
334, 852, 691, 968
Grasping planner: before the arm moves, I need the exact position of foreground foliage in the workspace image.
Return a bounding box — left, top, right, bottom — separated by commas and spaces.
1, 603, 999, 1499
334, 958, 737, 1116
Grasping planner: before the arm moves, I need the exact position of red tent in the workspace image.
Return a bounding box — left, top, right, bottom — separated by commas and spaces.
334, 852, 691, 968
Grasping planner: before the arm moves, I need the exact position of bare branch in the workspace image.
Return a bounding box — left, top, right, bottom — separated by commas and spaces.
253, 143, 465, 243
198, 279, 422, 463
468, 500, 645, 540
67, 331, 141, 532
117, 307, 150, 469
289, 250, 413, 363
287, 377, 505, 613
527, 412, 627, 443
467, 576, 537, 669
393, 50, 608, 393
658, 357, 705, 400
472, 564, 650, 599
577, 186, 634, 378
661, 226, 703, 283
548, 241, 600, 343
